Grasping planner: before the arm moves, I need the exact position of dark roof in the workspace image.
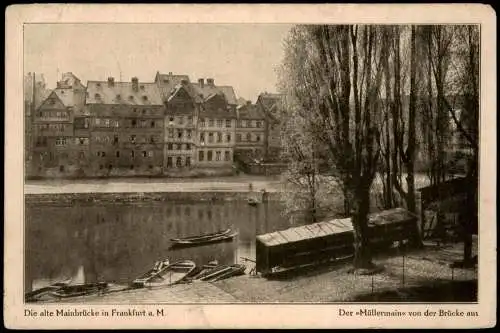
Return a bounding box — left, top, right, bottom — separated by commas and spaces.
257, 93, 285, 112
237, 103, 265, 120
192, 83, 238, 105
154, 72, 204, 104
86, 81, 163, 105
199, 107, 237, 119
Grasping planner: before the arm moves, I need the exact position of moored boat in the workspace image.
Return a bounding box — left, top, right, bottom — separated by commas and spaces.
195, 264, 246, 282
170, 229, 237, 246
50, 282, 108, 298
141, 260, 196, 288
132, 259, 170, 287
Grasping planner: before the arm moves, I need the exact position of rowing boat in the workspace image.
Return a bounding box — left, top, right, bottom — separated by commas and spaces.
170, 229, 238, 246
140, 260, 196, 288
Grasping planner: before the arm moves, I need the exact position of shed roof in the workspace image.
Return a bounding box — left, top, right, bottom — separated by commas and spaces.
256, 208, 416, 247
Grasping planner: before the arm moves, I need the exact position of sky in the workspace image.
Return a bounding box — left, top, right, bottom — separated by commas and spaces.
24, 24, 293, 102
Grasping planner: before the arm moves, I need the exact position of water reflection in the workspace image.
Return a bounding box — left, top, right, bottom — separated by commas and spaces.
25, 199, 289, 291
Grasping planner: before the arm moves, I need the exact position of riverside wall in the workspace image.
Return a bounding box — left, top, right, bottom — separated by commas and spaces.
24, 191, 282, 206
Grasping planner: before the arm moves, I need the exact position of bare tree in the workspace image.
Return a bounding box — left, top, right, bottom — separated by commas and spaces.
280, 25, 383, 269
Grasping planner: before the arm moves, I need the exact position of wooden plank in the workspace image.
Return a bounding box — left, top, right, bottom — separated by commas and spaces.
280, 228, 303, 243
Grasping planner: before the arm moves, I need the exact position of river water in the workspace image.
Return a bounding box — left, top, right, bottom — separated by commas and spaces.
24, 199, 292, 291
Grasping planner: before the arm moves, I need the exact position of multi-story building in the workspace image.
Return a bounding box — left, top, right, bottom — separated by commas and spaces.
85, 77, 164, 176
235, 101, 266, 159
155, 72, 201, 171
256, 92, 284, 160
193, 78, 238, 168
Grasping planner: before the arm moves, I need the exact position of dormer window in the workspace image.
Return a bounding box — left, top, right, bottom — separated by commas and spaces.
142, 96, 148, 101
163, 79, 169, 84
140, 85, 145, 90
94, 93, 101, 99
116, 94, 121, 100
128, 96, 134, 101
96, 83, 101, 87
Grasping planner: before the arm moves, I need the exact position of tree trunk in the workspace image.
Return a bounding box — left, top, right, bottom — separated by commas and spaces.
407, 25, 417, 214
351, 188, 373, 269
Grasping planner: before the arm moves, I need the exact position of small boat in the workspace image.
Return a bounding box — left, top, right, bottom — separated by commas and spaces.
132, 259, 170, 287
195, 264, 246, 282
50, 282, 108, 298
247, 198, 260, 206
170, 229, 238, 246
142, 260, 196, 288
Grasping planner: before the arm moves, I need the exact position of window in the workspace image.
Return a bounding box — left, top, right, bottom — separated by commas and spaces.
131, 151, 135, 158
168, 143, 173, 150
199, 151, 204, 161
207, 150, 213, 161
256, 135, 261, 142
101, 151, 106, 157
186, 157, 191, 167
176, 157, 183, 167
141, 120, 147, 128
209, 119, 214, 127
79, 151, 85, 159
130, 135, 136, 143
114, 120, 120, 127
256, 121, 262, 128
200, 133, 205, 143
208, 132, 214, 143
188, 116, 193, 125
177, 130, 183, 139
167, 157, 173, 167
151, 121, 155, 128
200, 118, 206, 127
217, 132, 222, 143
104, 119, 110, 127
186, 144, 191, 150
113, 135, 119, 145
168, 129, 174, 138
99, 165, 104, 170
116, 151, 120, 157
177, 144, 182, 151
226, 134, 231, 142
169, 116, 174, 123
217, 119, 223, 127
95, 118, 101, 126
216, 151, 221, 161
187, 129, 192, 139
224, 151, 230, 161
131, 119, 137, 128
178, 116, 184, 125
236, 134, 241, 142
55, 137, 67, 146
142, 151, 147, 157
242, 120, 246, 128
246, 133, 251, 142
173, 144, 178, 150
226, 119, 231, 128
148, 151, 153, 157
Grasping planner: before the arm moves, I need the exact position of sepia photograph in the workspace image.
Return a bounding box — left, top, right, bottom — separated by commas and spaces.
5, 4, 496, 329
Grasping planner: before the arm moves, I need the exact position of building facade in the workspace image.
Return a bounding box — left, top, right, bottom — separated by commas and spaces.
235, 101, 266, 159
256, 93, 284, 161
193, 78, 238, 168
85, 77, 164, 177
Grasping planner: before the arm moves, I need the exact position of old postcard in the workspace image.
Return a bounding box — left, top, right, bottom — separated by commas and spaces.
4, 3, 496, 329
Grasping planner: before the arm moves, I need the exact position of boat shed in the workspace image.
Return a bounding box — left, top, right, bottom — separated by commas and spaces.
255, 207, 419, 275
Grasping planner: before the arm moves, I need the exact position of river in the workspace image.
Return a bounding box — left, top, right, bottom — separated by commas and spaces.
24, 198, 292, 292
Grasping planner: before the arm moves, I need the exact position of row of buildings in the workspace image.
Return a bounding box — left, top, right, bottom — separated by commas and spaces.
24, 72, 285, 178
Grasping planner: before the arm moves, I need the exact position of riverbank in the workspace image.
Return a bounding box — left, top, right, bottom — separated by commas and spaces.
24, 175, 284, 195
41, 240, 477, 304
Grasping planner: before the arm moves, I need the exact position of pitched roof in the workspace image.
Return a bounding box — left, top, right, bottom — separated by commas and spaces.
192, 83, 238, 105
86, 81, 163, 105
155, 72, 203, 104
237, 103, 265, 120
257, 93, 285, 112
53, 88, 76, 108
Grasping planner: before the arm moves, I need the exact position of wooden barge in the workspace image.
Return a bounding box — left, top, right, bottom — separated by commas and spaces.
255, 208, 419, 275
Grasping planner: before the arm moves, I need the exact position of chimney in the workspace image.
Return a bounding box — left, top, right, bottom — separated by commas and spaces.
198, 78, 204, 88
108, 77, 115, 87
246, 101, 251, 105
131, 77, 139, 92
168, 72, 173, 75
207, 78, 214, 86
